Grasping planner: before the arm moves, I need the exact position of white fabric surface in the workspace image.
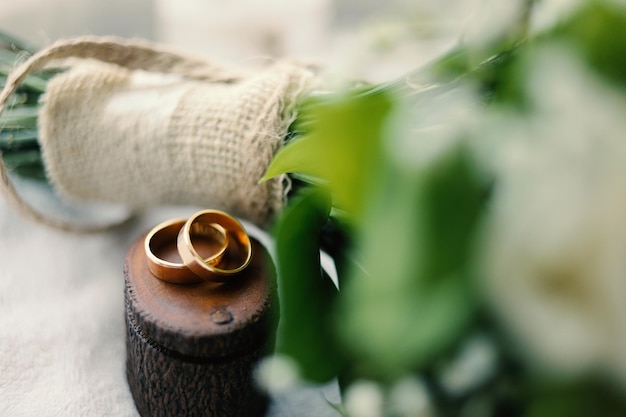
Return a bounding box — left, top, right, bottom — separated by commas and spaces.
0, 180, 339, 417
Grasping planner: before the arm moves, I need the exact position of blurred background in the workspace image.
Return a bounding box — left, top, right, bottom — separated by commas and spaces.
5, 1, 626, 416
0, 0, 482, 83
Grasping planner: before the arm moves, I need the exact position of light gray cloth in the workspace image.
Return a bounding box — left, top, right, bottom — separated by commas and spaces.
0, 179, 339, 417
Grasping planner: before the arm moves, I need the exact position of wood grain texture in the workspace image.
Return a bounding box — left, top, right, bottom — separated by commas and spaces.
124, 235, 277, 417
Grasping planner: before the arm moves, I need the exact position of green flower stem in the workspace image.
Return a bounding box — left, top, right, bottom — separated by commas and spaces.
0, 105, 39, 129
0, 31, 49, 181
0, 128, 39, 151
1, 147, 46, 180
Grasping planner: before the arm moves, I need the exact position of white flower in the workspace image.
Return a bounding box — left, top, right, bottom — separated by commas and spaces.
344, 380, 385, 417
387, 85, 483, 172
254, 354, 302, 393
529, 0, 585, 34
481, 46, 626, 384
463, 0, 527, 46
439, 335, 498, 397
388, 376, 433, 417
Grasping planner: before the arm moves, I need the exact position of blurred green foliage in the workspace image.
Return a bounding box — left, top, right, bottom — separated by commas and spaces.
0, 31, 50, 181
527, 379, 626, 417
263, 91, 394, 223
338, 143, 485, 381
266, 87, 486, 383
546, 1, 626, 90
264, 0, 626, 415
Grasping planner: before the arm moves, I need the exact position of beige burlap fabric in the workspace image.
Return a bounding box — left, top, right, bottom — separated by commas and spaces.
0, 37, 316, 231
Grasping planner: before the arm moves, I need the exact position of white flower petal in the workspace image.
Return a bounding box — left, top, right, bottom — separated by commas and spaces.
481, 47, 626, 382
344, 380, 385, 417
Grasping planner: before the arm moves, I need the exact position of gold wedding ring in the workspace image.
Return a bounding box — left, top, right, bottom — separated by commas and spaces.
177, 210, 252, 281
145, 218, 229, 284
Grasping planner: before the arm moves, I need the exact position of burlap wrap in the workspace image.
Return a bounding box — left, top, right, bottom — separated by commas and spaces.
0, 37, 316, 231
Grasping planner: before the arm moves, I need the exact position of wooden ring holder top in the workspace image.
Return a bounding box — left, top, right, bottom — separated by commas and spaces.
124, 231, 277, 417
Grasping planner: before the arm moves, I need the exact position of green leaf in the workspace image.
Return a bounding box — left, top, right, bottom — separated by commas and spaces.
0, 128, 38, 151
527, 379, 626, 417
262, 91, 394, 222
273, 186, 342, 383
338, 143, 485, 380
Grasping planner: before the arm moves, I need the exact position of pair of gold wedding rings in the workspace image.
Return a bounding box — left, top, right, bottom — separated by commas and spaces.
144, 209, 252, 284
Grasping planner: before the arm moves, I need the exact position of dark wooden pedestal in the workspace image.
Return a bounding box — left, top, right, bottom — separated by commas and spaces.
124, 235, 276, 417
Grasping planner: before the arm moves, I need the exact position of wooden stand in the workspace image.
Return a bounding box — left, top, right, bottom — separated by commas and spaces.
124, 235, 276, 417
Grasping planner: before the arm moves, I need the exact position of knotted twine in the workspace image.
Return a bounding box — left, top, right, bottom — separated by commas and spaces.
0, 37, 316, 232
